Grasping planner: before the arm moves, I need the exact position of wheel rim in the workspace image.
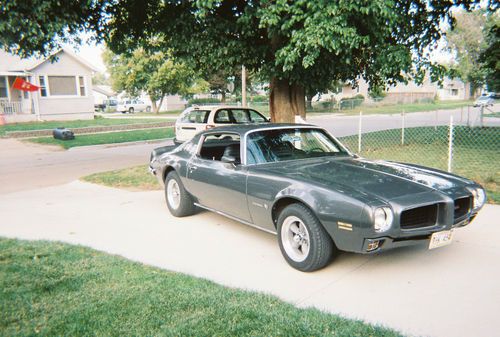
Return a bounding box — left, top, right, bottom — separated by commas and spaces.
167, 179, 181, 209
281, 215, 310, 262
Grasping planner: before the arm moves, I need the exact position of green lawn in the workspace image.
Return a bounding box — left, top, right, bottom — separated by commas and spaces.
83, 165, 160, 190
0, 118, 166, 136
26, 128, 174, 149
310, 100, 472, 115
339, 126, 500, 203
0, 238, 400, 337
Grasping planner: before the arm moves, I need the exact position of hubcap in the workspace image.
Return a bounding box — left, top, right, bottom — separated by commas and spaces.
281, 216, 310, 262
167, 179, 181, 209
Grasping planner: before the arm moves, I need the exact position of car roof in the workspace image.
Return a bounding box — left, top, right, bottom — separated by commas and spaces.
190, 105, 261, 111
202, 123, 320, 136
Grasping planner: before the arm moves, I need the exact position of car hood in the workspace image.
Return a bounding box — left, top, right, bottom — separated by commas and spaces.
251, 157, 472, 201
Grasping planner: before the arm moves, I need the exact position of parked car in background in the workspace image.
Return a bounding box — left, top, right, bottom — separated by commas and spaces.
95, 99, 118, 112
116, 99, 151, 113
174, 105, 269, 144
150, 124, 486, 272
474, 95, 495, 107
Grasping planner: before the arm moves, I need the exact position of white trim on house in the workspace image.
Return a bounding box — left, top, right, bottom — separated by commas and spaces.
36, 74, 88, 99
26, 48, 99, 73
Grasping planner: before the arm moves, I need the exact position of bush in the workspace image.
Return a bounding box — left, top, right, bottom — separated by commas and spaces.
250, 95, 268, 102
188, 97, 221, 105
340, 95, 365, 109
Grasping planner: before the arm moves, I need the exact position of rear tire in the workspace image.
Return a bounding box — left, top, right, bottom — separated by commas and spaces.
128, 107, 134, 113
165, 171, 196, 217
277, 203, 336, 272
146, 106, 151, 112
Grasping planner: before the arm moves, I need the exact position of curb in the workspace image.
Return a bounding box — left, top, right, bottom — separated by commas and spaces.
67, 138, 175, 151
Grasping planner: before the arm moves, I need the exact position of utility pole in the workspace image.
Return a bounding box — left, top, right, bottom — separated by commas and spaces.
241, 65, 247, 107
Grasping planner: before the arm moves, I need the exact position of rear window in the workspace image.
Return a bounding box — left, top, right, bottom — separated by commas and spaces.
214, 109, 268, 124
181, 109, 210, 124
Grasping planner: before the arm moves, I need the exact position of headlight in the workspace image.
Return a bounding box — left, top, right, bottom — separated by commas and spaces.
472, 188, 486, 209
374, 207, 393, 233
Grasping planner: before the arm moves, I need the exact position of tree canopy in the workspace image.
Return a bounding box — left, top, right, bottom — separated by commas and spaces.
0, 0, 498, 121
103, 48, 201, 113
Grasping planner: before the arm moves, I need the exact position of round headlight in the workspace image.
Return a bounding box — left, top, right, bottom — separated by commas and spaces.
473, 188, 486, 209
374, 207, 393, 233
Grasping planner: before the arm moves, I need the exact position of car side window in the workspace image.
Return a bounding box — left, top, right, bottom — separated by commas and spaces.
198, 133, 241, 163
230, 109, 250, 123
214, 110, 232, 124
181, 110, 210, 123
249, 110, 267, 123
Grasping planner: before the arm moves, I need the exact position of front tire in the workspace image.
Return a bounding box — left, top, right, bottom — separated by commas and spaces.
146, 106, 151, 112
165, 171, 196, 217
277, 203, 336, 272
128, 107, 135, 113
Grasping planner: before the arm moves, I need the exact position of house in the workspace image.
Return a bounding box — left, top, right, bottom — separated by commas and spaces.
0, 48, 97, 123
339, 76, 472, 103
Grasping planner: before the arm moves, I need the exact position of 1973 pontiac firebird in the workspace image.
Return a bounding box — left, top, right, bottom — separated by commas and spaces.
149, 124, 486, 272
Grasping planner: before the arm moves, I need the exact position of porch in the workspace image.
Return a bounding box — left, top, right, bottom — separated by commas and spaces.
0, 75, 36, 115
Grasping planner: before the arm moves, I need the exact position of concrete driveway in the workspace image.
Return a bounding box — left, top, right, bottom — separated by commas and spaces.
0, 181, 499, 337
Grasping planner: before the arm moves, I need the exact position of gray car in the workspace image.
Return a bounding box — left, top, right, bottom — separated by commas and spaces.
149, 124, 486, 272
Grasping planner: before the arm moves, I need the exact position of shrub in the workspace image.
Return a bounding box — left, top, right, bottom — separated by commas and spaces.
188, 97, 221, 105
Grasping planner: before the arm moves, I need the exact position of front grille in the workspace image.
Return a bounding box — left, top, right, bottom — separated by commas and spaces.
400, 204, 438, 230
454, 197, 471, 222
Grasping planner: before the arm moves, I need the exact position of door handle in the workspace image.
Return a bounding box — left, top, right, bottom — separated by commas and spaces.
188, 165, 198, 172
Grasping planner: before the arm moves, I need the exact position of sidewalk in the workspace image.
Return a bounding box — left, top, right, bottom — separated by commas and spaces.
1, 181, 499, 337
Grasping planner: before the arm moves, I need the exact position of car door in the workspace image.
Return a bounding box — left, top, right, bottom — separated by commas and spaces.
185, 133, 252, 222
176, 109, 211, 142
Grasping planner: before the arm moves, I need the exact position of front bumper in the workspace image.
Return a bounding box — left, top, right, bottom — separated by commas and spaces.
360, 212, 477, 254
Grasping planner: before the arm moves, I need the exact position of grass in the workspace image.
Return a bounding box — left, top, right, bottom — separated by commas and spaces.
83, 165, 160, 191
25, 128, 174, 149
0, 117, 166, 136
0, 238, 400, 337
309, 100, 472, 116
339, 126, 500, 203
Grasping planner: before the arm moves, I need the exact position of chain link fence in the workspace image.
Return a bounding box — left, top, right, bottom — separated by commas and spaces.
337, 107, 500, 203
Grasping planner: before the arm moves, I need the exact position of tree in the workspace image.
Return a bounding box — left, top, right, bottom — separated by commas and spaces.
1, 1, 498, 122
103, 48, 199, 113
479, 18, 500, 92
92, 72, 109, 86
445, 10, 491, 97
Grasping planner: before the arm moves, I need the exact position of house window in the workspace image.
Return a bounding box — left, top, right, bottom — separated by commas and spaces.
48, 76, 77, 96
0, 76, 7, 98
39, 76, 47, 97
451, 89, 458, 96
78, 76, 86, 96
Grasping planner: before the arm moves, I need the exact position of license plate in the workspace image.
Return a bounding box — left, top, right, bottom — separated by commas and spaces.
429, 230, 454, 249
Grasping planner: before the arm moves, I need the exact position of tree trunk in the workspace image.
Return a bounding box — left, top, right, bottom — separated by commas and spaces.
221, 90, 226, 103
269, 78, 306, 123
306, 94, 313, 109
157, 97, 164, 113
150, 100, 159, 114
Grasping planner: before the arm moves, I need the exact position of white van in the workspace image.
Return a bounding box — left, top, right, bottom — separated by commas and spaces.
174, 105, 269, 144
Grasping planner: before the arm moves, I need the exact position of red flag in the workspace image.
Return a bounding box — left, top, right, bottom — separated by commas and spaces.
12, 77, 40, 92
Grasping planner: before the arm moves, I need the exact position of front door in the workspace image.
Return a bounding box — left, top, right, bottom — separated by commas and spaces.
184, 132, 252, 222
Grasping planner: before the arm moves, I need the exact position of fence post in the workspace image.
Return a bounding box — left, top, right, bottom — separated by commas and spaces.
358, 111, 362, 153
480, 106, 484, 127
401, 109, 405, 145
447, 115, 454, 173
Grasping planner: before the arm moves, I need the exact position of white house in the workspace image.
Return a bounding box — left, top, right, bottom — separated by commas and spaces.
0, 48, 97, 123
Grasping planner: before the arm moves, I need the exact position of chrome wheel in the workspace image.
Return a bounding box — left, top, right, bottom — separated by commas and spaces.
166, 179, 181, 210
281, 215, 310, 262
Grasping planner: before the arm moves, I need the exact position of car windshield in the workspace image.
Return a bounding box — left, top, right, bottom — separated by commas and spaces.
246, 128, 350, 164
